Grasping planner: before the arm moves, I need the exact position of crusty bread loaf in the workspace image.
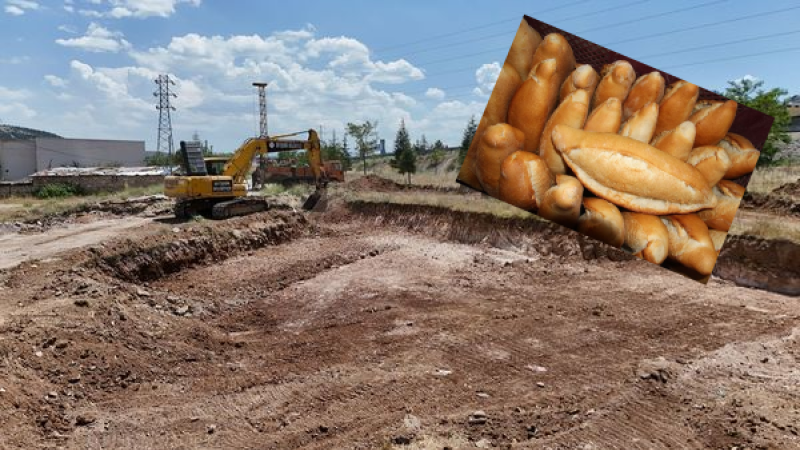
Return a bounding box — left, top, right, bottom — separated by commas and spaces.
689, 100, 738, 147
578, 197, 625, 247
550, 125, 715, 214
505, 19, 543, 80
661, 214, 718, 276
584, 97, 622, 133
499, 151, 554, 211
508, 59, 561, 154
650, 121, 696, 162
697, 180, 745, 232
530, 33, 576, 92
538, 174, 583, 228
687, 146, 732, 187
718, 133, 760, 179
591, 60, 635, 110
623, 71, 665, 120
457, 116, 490, 191
475, 123, 525, 198
654, 80, 699, 136
540, 89, 590, 175
560, 64, 599, 103
621, 212, 669, 264
484, 62, 523, 125
708, 229, 728, 254
619, 102, 659, 143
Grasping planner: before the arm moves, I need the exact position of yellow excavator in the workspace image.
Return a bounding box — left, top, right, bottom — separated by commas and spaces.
164, 129, 327, 219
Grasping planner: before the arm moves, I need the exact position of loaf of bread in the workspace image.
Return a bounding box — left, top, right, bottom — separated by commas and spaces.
621, 212, 669, 264
697, 180, 745, 232
591, 60, 635, 110
475, 123, 525, 198
661, 214, 718, 276
538, 174, 584, 228
560, 64, 599, 103
650, 121, 696, 162
550, 125, 715, 214
530, 33, 576, 91
619, 101, 659, 143
484, 62, 523, 125
708, 229, 728, 254
623, 71, 665, 120
457, 116, 490, 190
690, 100, 738, 147
687, 146, 732, 187
499, 151, 554, 211
578, 197, 625, 247
505, 19, 543, 80
654, 80, 699, 136
584, 97, 622, 133
508, 59, 561, 154
718, 133, 760, 179
540, 89, 590, 175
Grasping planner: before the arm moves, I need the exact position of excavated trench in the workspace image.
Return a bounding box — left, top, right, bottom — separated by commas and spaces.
714, 235, 800, 296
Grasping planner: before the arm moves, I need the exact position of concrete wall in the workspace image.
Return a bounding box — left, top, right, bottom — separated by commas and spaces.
0, 181, 34, 197
0, 140, 36, 181
35, 138, 145, 172
31, 174, 164, 195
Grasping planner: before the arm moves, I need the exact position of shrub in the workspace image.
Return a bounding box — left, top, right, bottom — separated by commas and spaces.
34, 183, 85, 199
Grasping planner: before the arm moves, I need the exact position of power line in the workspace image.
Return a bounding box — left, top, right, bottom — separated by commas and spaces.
573, 0, 728, 35
663, 45, 800, 70
637, 29, 800, 60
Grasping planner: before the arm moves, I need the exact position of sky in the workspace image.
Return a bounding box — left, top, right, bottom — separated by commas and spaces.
1, 0, 799, 154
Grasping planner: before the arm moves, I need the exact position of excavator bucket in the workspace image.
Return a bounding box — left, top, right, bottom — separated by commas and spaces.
302, 186, 327, 211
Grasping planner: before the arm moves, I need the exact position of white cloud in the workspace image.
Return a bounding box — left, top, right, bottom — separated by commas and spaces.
77, 0, 201, 19
0, 86, 31, 101
4, 0, 39, 15
5, 5, 22, 14
57, 24, 77, 33
55, 22, 131, 53
425, 88, 445, 100
734, 74, 761, 85
474, 62, 501, 97
44, 75, 68, 88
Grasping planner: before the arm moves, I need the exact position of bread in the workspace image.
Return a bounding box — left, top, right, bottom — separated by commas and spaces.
540, 89, 590, 175
560, 64, 599, 103
654, 80, 699, 136
578, 197, 625, 247
689, 100, 738, 147
622, 71, 665, 120
484, 62, 523, 125
661, 214, 718, 276
697, 180, 745, 232
457, 116, 490, 190
718, 133, 760, 179
475, 123, 525, 198
529, 33, 576, 91
650, 121, 696, 162
621, 212, 669, 264
708, 229, 728, 254
584, 97, 622, 133
538, 174, 584, 228
619, 102, 659, 143
498, 151, 554, 211
550, 125, 716, 214
591, 60, 635, 110
505, 19, 543, 80
687, 146, 732, 187
508, 58, 561, 154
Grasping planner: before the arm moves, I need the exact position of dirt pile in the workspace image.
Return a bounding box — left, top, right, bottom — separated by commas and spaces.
714, 235, 800, 296
771, 180, 800, 197
346, 175, 404, 192
740, 191, 800, 216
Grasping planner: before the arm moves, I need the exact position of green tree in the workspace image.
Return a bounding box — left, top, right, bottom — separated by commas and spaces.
322, 130, 352, 171
430, 139, 446, 174
398, 142, 417, 185
459, 115, 478, 165
718, 78, 791, 165
346, 120, 378, 175
393, 119, 413, 179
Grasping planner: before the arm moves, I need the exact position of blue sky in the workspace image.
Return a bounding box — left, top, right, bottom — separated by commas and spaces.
1, 0, 799, 154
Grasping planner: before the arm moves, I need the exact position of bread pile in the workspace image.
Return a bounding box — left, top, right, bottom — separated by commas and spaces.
458, 19, 760, 280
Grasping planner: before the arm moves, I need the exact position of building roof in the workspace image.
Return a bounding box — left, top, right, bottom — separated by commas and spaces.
31, 166, 169, 177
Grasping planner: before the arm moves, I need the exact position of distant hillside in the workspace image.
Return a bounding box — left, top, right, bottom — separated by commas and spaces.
0, 124, 61, 140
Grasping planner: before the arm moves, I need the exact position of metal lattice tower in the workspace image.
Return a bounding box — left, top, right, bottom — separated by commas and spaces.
154, 74, 177, 172
253, 82, 268, 137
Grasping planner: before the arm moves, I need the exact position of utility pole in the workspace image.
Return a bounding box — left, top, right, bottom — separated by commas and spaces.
154, 74, 177, 173
253, 82, 268, 138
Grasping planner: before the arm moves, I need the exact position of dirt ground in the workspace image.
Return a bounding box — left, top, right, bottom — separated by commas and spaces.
1, 189, 799, 449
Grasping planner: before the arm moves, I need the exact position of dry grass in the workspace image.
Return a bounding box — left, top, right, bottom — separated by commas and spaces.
347, 168, 461, 189
747, 165, 800, 194
730, 210, 800, 243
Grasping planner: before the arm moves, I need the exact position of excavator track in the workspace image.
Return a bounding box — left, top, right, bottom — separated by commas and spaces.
211, 197, 270, 220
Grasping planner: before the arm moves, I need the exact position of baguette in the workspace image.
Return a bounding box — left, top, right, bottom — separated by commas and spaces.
540, 89, 590, 175
484, 62, 523, 125
650, 121, 696, 162
508, 58, 561, 154
505, 19, 543, 80
708, 229, 728, 254
697, 180, 745, 232
654, 80, 699, 136
619, 101, 659, 143
498, 151, 554, 211
622, 71, 665, 120
687, 146, 732, 187
718, 133, 760, 179
578, 197, 625, 247
559, 64, 599, 103
584, 97, 622, 133
475, 123, 525, 198
457, 116, 490, 190
591, 60, 635, 110
661, 214, 718, 276
550, 125, 715, 215
530, 33, 576, 91
538, 174, 584, 228
689, 100, 738, 147
621, 212, 669, 264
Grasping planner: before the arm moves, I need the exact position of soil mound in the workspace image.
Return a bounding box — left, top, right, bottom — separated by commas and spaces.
714, 235, 800, 296
345, 175, 404, 192
741, 191, 800, 216
771, 180, 800, 197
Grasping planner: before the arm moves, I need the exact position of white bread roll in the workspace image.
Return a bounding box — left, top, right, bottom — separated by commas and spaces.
661, 214, 718, 276
687, 146, 732, 187
621, 212, 669, 264
498, 151, 554, 211
623, 71, 665, 120
484, 62, 523, 125
708, 229, 728, 254
592, 60, 635, 110
530, 33, 576, 92
538, 174, 583, 228
578, 197, 625, 247
650, 121, 696, 162
718, 133, 760, 179
654, 80, 699, 136
540, 89, 590, 175
619, 102, 659, 143
689, 100, 738, 147
475, 123, 525, 198
559, 64, 599, 103
697, 180, 745, 232
508, 59, 561, 154
505, 19, 543, 80
584, 97, 622, 133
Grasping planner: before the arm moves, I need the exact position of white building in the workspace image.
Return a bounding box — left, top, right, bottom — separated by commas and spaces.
0, 138, 145, 181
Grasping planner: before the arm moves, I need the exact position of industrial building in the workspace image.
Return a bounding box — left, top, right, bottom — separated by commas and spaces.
0, 137, 145, 181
